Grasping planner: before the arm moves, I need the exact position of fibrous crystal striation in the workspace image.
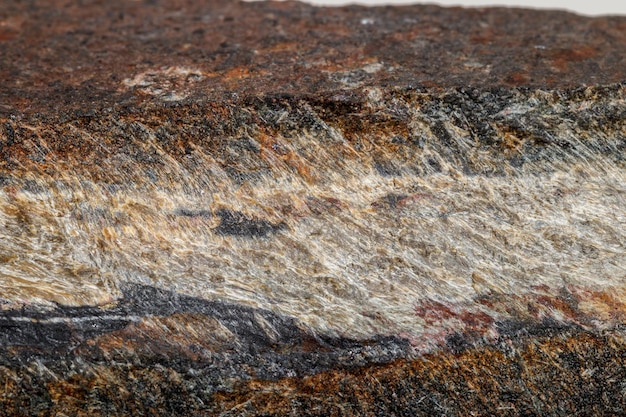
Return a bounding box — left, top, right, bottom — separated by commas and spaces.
0, 1, 625, 415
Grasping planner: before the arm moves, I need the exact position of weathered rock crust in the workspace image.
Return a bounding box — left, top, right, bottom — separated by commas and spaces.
1, 0, 625, 415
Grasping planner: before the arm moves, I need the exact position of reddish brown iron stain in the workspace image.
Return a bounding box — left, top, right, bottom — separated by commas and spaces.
534, 295, 579, 320
506, 72, 530, 85
414, 299, 456, 325
0, 1, 623, 116
459, 310, 494, 330
0, 29, 17, 42
550, 45, 599, 72
415, 285, 626, 343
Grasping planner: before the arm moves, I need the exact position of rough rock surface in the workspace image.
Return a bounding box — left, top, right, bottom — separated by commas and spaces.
1, 0, 625, 415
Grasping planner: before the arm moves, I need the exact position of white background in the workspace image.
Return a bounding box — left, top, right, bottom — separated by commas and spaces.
249, 1, 626, 16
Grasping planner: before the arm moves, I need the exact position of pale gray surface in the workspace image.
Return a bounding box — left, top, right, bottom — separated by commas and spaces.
248, 0, 626, 16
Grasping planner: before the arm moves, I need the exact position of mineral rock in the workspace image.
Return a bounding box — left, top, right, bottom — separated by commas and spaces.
1, 1, 625, 415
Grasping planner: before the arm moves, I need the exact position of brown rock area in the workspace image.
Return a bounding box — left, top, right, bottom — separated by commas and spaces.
0, 0, 625, 415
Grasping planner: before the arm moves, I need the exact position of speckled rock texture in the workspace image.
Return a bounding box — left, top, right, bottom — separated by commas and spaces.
1, 1, 625, 415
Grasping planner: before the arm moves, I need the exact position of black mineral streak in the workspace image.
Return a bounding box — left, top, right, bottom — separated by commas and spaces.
175, 208, 212, 218
214, 208, 286, 237
0, 284, 411, 380
2, 287, 624, 416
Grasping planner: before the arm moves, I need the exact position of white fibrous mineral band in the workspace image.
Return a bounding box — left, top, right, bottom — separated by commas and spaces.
0, 88, 624, 351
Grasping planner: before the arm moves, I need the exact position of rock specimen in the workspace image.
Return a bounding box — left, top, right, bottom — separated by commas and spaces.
1, 0, 625, 415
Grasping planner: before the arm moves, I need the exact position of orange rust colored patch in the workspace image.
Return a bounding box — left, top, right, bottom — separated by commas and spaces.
572, 287, 626, 322
207, 330, 626, 416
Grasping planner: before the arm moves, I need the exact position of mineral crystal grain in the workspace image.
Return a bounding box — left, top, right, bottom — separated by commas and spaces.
1, 0, 625, 415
